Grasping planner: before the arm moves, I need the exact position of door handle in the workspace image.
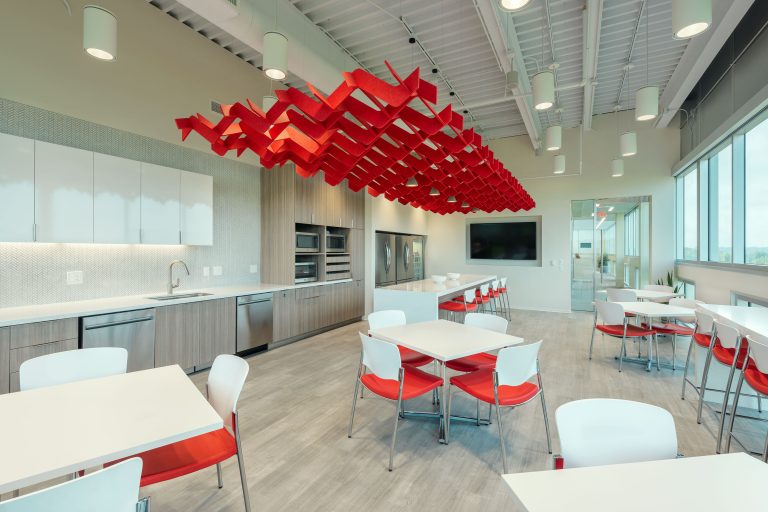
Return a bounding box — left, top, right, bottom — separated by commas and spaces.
385, 241, 391, 272
84, 316, 154, 330
404, 244, 410, 271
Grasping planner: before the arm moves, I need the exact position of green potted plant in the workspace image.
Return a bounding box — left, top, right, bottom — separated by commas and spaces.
656, 271, 682, 293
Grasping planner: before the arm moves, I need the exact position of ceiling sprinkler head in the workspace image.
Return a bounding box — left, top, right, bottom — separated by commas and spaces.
408, 37, 416, 44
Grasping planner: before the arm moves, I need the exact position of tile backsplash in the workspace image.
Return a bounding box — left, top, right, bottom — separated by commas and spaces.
0, 98, 261, 308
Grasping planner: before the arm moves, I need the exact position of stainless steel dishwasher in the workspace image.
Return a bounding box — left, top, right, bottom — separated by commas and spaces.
236, 293, 273, 354
81, 309, 156, 371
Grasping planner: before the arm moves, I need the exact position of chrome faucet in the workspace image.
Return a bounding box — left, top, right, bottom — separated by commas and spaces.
168, 260, 190, 295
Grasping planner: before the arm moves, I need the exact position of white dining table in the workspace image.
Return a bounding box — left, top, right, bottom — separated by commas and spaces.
597, 289, 682, 301
370, 319, 523, 442
502, 452, 767, 512
700, 304, 768, 339
614, 301, 695, 371
0, 365, 223, 495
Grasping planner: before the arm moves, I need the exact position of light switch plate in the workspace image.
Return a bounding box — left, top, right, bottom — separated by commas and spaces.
213, 266, 223, 276
249, 264, 258, 274
66, 270, 83, 285
203, 266, 210, 277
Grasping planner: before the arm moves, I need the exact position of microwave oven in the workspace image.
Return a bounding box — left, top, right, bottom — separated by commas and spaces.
296, 232, 320, 253
326, 233, 347, 253
295, 261, 318, 283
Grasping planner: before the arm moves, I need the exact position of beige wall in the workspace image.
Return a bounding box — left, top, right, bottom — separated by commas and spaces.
0, 0, 271, 166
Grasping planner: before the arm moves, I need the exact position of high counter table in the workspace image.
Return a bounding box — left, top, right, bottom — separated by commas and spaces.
373, 274, 496, 323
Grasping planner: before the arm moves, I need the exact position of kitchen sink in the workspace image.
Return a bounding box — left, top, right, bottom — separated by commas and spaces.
146, 292, 213, 301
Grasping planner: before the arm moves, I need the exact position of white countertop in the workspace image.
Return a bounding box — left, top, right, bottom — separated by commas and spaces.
375, 274, 496, 298
615, 301, 695, 318
701, 304, 768, 339
0, 279, 351, 328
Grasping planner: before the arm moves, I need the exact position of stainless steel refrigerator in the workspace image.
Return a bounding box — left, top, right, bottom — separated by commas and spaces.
376, 232, 425, 286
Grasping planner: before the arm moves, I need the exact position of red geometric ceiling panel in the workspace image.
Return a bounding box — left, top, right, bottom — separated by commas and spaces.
175, 61, 534, 214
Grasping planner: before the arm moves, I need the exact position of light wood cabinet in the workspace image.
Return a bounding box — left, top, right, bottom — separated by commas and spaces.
0, 328, 9, 395
273, 289, 296, 341
350, 229, 365, 281
0, 133, 35, 242
295, 286, 323, 334
198, 298, 236, 367
93, 153, 141, 244
261, 166, 296, 284
7, 318, 78, 393
155, 303, 199, 370
295, 172, 325, 225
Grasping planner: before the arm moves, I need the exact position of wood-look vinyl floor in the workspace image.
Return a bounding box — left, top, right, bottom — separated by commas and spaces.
44, 311, 768, 510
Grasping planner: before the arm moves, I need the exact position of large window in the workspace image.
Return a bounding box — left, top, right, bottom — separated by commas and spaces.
710, 144, 732, 262
745, 116, 768, 265
624, 207, 639, 257
683, 170, 698, 260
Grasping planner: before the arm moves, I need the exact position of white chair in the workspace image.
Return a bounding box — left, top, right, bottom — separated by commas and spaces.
19, 347, 128, 391
555, 399, 678, 468
725, 334, 768, 459
499, 277, 511, 317
605, 288, 637, 302
640, 297, 697, 369
348, 333, 442, 471
681, 310, 715, 401
643, 284, 675, 303
590, 301, 657, 371
0, 458, 148, 512
446, 340, 551, 473
445, 313, 509, 372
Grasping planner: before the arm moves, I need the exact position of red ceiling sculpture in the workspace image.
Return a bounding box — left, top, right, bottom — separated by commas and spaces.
175, 61, 534, 214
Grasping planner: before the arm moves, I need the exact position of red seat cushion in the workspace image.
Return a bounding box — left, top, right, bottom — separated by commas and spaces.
450, 369, 539, 406
744, 365, 768, 395
399, 346, 433, 367
499, 287, 507, 293
712, 340, 751, 369
439, 301, 477, 312
596, 324, 655, 337
694, 333, 712, 348
445, 353, 497, 372
361, 365, 442, 401
108, 427, 238, 487
641, 322, 694, 336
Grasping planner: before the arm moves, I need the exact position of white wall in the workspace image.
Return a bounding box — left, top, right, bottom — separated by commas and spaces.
677, 263, 768, 305
424, 111, 680, 312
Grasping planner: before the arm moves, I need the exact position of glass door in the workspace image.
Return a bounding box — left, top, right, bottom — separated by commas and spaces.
571, 200, 596, 311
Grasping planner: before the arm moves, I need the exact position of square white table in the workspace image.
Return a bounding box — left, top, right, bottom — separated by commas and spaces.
614, 302, 695, 371
0, 365, 223, 494
502, 452, 768, 512
370, 319, 524, 442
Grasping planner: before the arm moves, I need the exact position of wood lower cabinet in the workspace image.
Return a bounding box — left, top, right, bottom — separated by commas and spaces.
273, 289, 297, 341
295, 286, 323, 334
6, 318, 78, 393
0, 328, 9, 395
198, 299, 236, 367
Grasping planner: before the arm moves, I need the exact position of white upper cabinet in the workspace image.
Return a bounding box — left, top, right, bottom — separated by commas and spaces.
140, 163, 180, 244
94, 153, 141, 244
0, 133, 35, 242
34, 141, 94, 243
180, 171, 213, 246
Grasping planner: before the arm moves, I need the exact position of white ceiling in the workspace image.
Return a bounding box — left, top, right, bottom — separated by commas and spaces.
148, 0, 738, 145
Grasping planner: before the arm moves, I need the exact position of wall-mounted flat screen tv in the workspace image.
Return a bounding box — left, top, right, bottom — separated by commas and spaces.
469, 221, 537, 261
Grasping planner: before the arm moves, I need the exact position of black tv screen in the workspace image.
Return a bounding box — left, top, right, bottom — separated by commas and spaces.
469, 222, 537, 260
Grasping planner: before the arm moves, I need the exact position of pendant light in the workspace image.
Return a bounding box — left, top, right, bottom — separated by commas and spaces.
262, 94, 277, 112
611, 158, 624, 177
405, 177, 418, 187
545, 125, 562, 151
532, 21, 554, 111
83, 6, 117, 61
620, 132, 637, 156
263, 32, 288, 80
635, 2, 657, 121
429, 187, 439, 196
499, 0, 531, 12
461, 202, 470, 209
553, 154, 566, 174
447, 195, 457, 203
673, 0, 711, 39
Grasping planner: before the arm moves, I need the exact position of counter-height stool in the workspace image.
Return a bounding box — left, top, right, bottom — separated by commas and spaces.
641, 298, 696, 369
682, 310, 715, 402
446, 340, 551, 473
475, 283, 493, 313
348, 333, 443, 471
440, 289, 478, 322
589, 301, 657, 372
499, 277, 511, 318
724, 334, 768, 459
490, 280, 506, 319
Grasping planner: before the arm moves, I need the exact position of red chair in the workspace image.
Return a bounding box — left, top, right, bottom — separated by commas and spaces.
348, 333, 443, 471
606, 288, 638, 318
499, 277, 511, 317
445, 313, 509, 373
681, 310, 715, 401
107, 355, 251, 511
440, 289, 478, 322
641, 298, 696, 369
724, 334, 768, 460
367, 310, 433, 367
446, 340, 551, 473
474, 283, 492, 313
589, 301, 657, 372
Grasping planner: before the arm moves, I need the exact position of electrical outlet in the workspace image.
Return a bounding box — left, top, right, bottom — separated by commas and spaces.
249, 264, 258, 274
66, 270, 83, 285
213, 266, 223, 276
203, 266, 210, 277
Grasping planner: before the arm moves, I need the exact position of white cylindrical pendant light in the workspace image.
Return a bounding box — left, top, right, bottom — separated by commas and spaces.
553, 154, 566, 174
83, 6, 117, 61
263, 32, 288, 80
545, 125, 562, 151
429, 187, 439, 196
262, 95, 277, 112
532, 71, 555, 111
461, 202, 470, 209
500, 0, 531, 11
447, 195, 457, 203
405, 177, 418, 187
635, 86, 659, 121
611, 158, 624, 177
620, 131, 637, 157
673, 0, 711, 39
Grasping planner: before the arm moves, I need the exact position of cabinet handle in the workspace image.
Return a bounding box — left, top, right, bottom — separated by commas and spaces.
179, 230, 182, 244
33, 223, 37, 242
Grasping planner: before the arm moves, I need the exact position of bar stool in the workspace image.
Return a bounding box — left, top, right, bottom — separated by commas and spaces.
439, 289, 478, 322
724, 334, 768, 459
641, 298, 696, 369
475, 283, 492, 313
499, 277, 511, 317
681, 310, 715, 401
490, 280, 506, 319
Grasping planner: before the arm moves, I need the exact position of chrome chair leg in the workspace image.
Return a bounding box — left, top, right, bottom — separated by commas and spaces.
716, 359, 741, 453
540, 392, 553, 454
494, 403, 508, 474
446, 384, 453, 443
655, 334, 661, 371
588, 322, 597, 360
234, 415, 251, 512
758, 394, 763, 414
725, 370, 746, 454
389, 396, 402, 471
682, 337, 696, 400
216, 463, 223, 489
671, 334, 678, 370
697, 347, 715, 424
476, 398, 481, 426
138, 496, 151, 512
348, 377, 361, 438
619, 336, 627, 372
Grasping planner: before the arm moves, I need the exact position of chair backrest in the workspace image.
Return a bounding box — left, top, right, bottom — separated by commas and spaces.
500, 277, 507, 288
669, 297, 697, 309
463, 289, 476, 303
713, 320, 741, 350
694, 310, 714, 335
491, 280, 500, 291
0, 458, 142, 512
595, 300, 625, 326
367, 310, 406, 331
643, 284, 674, 293
360, 332, 401, 381
19, 347, 128, 391
207, 354, 249, 430
480, 283, 489, 296
747, 335, 768, 375
495, 340, 542, 387
465, 312, 508, 334
555, 399, 678, 469
605, 288, 637, 302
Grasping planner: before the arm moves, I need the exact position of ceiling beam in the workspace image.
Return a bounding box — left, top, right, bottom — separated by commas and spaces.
656, 0, 754, 128
581, 0, 603, 130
